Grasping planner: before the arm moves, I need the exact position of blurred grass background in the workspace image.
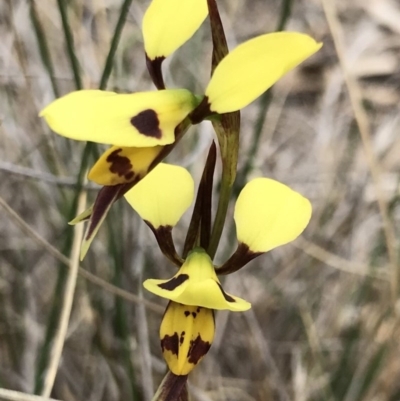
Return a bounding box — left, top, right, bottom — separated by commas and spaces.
1, 0, 400, 400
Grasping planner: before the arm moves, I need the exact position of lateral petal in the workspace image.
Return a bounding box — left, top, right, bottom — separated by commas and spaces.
124, 163, 194, 228
234, 178, 312, 253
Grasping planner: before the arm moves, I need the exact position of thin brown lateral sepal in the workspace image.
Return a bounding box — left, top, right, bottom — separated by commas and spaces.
207, 0, 229, 72
79, 183, 133, 260
216, 242, 262, 275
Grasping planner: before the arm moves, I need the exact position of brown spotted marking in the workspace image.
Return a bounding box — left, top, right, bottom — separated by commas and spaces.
184, 310, 190, 317
187, 335, 211, 365
179, 331, 185, 345
191, 312, 197, 318
130, 109, 162, 138
106, 149, 134, 181
158, 274, 189, 291
161, 332, 179, 356
216, 282, 236, 302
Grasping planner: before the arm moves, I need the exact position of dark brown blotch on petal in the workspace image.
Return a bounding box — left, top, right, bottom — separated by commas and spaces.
187, 335, 211, 365
191, 312, 197, 318
158, 274, 189, 291
130, 109, 162, 138
161, 332, 179, 356
184, 311, 190, 317
106, 148, 134, 181
179, 331, 185, 345
216, 282, 236, 303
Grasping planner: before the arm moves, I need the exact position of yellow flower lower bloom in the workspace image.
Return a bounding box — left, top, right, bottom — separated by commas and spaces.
160, 301, 214, 376
144, 248, 251, 311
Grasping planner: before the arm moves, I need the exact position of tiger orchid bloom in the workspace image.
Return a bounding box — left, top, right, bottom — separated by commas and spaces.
122, 161, 312, 376
39, 0, 321, 259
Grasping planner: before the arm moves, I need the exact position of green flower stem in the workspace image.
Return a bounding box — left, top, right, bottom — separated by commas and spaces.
29, 0, 60, 97
56, 0, 82, 89
208, 168, 232, 259
99, 0, 133, 90
208, 118, 239, 259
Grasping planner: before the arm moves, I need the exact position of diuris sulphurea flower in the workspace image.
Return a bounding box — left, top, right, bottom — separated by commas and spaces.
39, 0, 320, 261
123, 160, 311, 380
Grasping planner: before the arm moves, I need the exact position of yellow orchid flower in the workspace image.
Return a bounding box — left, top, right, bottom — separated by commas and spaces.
38, 0, 320, 262
139, 174, 311, 377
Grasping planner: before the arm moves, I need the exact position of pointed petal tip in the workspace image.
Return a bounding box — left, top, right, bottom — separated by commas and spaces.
80, 240, 90, 261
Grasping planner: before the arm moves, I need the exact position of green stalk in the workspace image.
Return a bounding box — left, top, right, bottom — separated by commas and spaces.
29, 0, 60, 97
208, 117, 239, 259
99, 0, 133, 90
208, 165, 233, 259
56, 0, 82, 89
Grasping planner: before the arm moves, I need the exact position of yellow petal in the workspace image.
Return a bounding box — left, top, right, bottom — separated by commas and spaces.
234, 178, 312, 253
160, 302, 214, 376
143, 0, 208, 60
39, 89, 196, 147
205, 32, 322, 113
88, 145, 163, 185
144, 248, 251, 311
124, 163, 194, 228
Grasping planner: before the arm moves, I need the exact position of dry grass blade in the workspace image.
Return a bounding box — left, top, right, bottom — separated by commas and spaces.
295, 237, 389, 280
0, 195, 163, 314
0, 388, 61, 401
40, 188, 87, 397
